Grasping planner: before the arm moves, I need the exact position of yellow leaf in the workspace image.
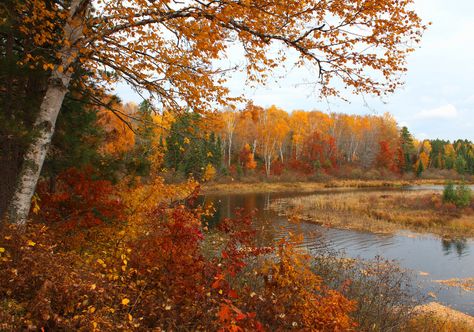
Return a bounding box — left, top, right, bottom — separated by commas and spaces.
89, 306, 96, 313
92, 322, 98, 329
31, 194, 41, 215
121, 298, 130, 305
128, 313, 133, 321
0, 247, 5, 253
90, 284, 96, 290
27, 240, 36, 247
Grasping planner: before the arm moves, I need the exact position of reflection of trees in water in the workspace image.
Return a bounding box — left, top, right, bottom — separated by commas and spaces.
197, 196, 222, 228
441, 238, 469, 257
263, 193, 271, 210
202, 193, 281, 247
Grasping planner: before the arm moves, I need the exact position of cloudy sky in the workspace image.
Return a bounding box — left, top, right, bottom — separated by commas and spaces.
116, 0, 474, 141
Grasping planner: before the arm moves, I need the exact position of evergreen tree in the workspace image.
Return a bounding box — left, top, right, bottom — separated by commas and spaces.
164, 112, 221, 179
429, 139, 449, 169
43, 92, 106, 190
454, 155, 467, 174
416, 159, 424, 177
400, 127, 416, 172
128, 100, 156, 177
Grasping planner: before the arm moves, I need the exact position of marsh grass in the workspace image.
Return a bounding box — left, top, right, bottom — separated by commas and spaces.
311, 252, 419, 332
409, 302, 474, 332
270, 190, 474, 238
202, 178, 473, 195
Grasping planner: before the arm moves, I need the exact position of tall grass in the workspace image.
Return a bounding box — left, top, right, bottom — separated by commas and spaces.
270, 190, 474, 238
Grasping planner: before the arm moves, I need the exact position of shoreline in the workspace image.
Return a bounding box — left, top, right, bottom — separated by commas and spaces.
269, 189, 474, 239
202, 179, 474, 240
201, 179, 469, 195
412, 302, 474, 329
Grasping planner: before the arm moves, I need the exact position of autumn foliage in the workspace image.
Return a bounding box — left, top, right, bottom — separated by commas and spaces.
0, 0, 441, 328
0, 176, 356, 330
34, 168, 123, 232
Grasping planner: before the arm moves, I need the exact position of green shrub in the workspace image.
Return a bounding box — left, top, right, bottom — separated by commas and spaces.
443, 182, 456, 203
443, 182, 472, 208
455, 183, 472, 207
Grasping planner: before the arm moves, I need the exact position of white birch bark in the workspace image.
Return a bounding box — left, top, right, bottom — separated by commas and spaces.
7, 0, 87, 224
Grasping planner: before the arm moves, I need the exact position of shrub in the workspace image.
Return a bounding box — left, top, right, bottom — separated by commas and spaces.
311, 251, 419, 332
456, 183, 472, 208
202, 163, 217, 182
443, 182, 456, 204
1, 195, 356, 331
443, 182, 472, 208
33, 167, 124, 250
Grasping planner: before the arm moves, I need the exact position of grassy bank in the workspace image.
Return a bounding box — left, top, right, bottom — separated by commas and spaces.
201, 178, 463, 195
410, 302, 474, 332
269, 190, 474, 238
308, 246, 474, 330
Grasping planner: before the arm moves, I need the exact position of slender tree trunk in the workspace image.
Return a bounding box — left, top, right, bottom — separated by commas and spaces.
227, 133, 233, 167
7, 72, 73, 224
6, 0, 87, 225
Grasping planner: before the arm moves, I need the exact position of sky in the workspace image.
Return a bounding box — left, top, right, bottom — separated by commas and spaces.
115, 0, 474, 141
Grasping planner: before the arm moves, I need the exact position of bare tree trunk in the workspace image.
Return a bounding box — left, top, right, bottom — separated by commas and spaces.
252, 140, 257, 154
265, 155, 271, 177
7, 72, 73, 224
227, 133, 233, 167
6, 0, 87, 225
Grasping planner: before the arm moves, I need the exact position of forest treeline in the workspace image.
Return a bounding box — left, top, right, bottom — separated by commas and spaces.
89, 101, 474, 183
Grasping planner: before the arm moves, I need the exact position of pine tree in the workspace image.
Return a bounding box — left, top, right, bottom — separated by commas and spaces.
43, 91, 106, 191
129, 100, 156, 177
400, 126, 416, 173
454, 155, 467, 174
164, 112, 222, 179
416, 159, 424, 177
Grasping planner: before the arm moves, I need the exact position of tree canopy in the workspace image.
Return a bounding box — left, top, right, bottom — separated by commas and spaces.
2, 0, 425, 223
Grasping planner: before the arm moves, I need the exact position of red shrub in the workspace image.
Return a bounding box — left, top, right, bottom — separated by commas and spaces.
34, 167, 123, 231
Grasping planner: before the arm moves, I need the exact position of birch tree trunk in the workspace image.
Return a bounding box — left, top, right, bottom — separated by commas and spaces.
227, 133, 233, 167
7, 0, 87, 225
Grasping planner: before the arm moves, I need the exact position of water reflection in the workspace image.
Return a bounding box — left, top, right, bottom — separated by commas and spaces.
442, 238, 469, 257
200, 189, 474, 315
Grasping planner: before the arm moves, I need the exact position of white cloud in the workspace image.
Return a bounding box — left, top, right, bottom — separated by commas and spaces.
414, 104, 458, 119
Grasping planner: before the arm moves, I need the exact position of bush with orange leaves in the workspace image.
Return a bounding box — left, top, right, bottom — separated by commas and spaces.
0, 178, 356, 331
245, 239, 357, 331
34, 168, 124, 231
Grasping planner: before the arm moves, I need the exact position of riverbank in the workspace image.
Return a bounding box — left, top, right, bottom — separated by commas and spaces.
410, 302, 474, 331
268, 189, 474, 239
201, 179, 465, 195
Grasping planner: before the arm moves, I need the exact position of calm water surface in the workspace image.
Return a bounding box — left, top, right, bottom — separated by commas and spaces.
201, 186, 474, 315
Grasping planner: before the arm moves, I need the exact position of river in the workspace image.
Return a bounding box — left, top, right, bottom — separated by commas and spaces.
201, 186, 474, 315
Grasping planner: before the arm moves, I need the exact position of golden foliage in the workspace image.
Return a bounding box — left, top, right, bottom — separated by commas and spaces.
16, 0, 426, 113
